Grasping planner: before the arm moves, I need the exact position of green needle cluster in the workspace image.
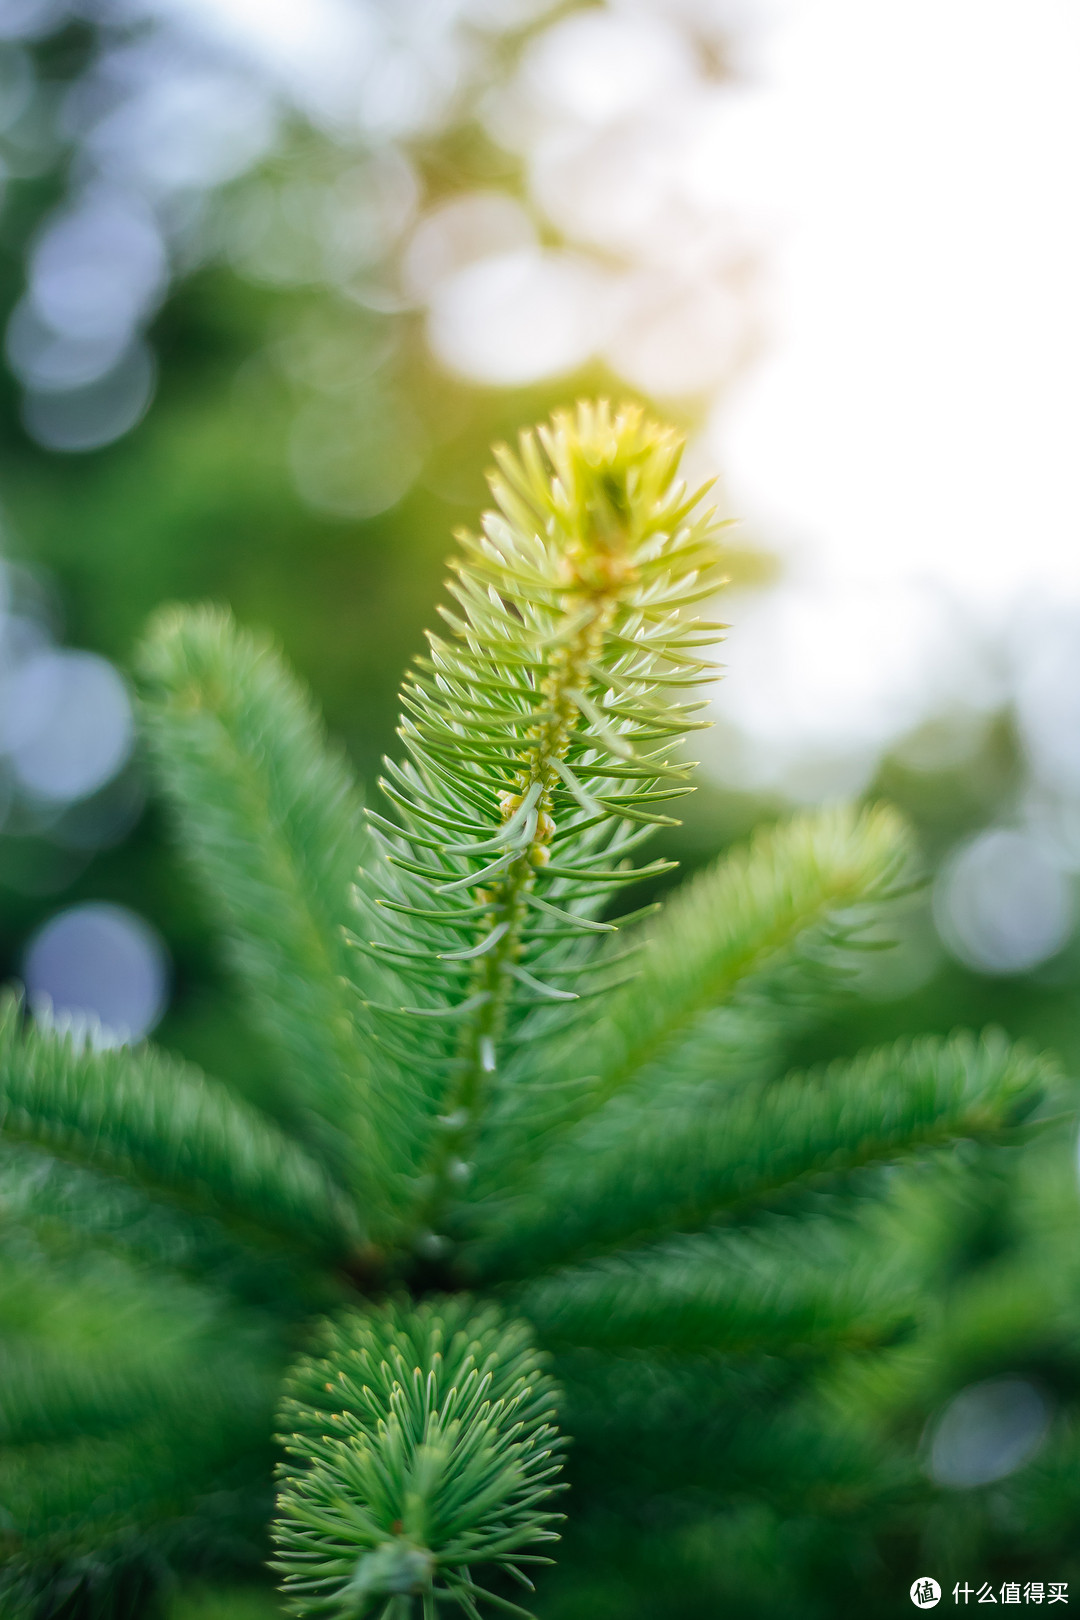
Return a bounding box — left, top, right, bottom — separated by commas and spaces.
274, 1300, 563, 1620
360, 400, 729, 1242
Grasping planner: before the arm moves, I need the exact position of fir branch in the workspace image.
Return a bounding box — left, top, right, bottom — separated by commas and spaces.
273, 1298, 565, 1619
517, 1216, 914, 1356
557, 1350, 899, 1511
0, 1338, 274, 1451
0, 995, 360, 1256
0, 1233, 281, 1451
0, 1140, 332, 1323
473, 1032, 1053, 1278
836, 1229, 1075, 1433
0, 1387, 276, 1568
0, 1248, 279, 1571
479, 802, 914, 1182
364, 402, 730, 1243
137, 605, 412, 1223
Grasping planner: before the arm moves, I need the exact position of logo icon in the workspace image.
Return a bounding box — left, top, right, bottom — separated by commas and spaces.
910, 1578, 941, 1609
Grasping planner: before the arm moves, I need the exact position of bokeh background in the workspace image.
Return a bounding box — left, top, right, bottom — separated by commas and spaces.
3, 0, 1080, 1613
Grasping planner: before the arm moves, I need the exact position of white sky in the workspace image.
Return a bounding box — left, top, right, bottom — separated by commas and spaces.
701, 0, 1080, 796
713, 0, 1080, 606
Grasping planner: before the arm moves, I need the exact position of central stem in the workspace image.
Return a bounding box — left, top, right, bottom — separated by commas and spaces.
417, 590, 617, 1244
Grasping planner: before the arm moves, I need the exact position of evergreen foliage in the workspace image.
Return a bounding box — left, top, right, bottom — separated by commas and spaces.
479, 1030, 1052, 1276
138, 608, 395, 1215
0, 402, 1069, 1619
274, 1300, 563, 1620
0, 996, 357, 1255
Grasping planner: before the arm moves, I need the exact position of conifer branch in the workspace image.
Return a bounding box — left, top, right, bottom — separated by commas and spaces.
558, 1349, 892, 1508
0, 1249, 279, 1581
363, 403, 729, 1245
0, 1385, 276, 1569
274, 1299, 564, 1618
518, 1217, 913, 1355
473, 1032, 1053, 1278
0, 1235, 280, 1450
137, 606, 413, 1224
477, 802, 913, 1189
0, 995, 360, 1256
0, 1140, 326, 1323
0, 1337, 275, 1450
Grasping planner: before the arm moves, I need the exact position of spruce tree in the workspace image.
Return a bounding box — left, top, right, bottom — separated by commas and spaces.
0, 403, 1058, 1619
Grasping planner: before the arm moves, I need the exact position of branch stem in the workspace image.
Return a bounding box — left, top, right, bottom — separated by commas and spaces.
416, 592, 616, 1242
